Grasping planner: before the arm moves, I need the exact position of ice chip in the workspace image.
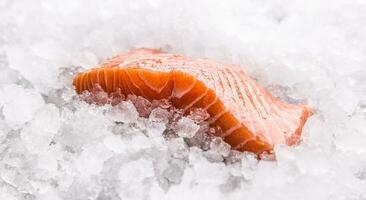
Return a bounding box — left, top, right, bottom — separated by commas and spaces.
187, 108, 210, 123
203, 137, 232, 162
174, 117, 200, 138
0, 85, 45, 128
168, 137, 189, 159
31, 39, 68, 63
71, 50, 99, 68
184, 122, 212, 149
127, 95, 153, 117
103, 135, 125, 154
76, 143, 113, 178
0, 68, 19, 85
108, 100, 139, 123
161, 159, 185, 184
241, 152, 259, 180
36, 151, 58, 172
0, 190, 18, 200
210, 137, 231, 157
149, 107, 171, 125
118, 158, 155, 199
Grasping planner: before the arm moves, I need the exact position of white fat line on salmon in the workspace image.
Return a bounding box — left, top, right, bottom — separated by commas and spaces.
112, 68, 117, 92
226, 68, 253, 128
209, 69, 224, 98
208, 108, 229, 125
84, 72, 90, 91
251, 79, 288, 144
233, 136, 256, 150
137, 69, 170, 94
122, 70, 134, 95
223, 68, 241, 104
203, 94, 218, 111
81, 73, 87, 92
236, 71, 257, 133
243, 76, 273, 143
217, 69, 231, 101
125, 69, 149, 98
270, 102, 299, 137
171, 72, 197, 99
222, 123, 242, 138
183, 86, 209, 112
119, 70, 128, 95
87, 72, 94, 91
96, 68, 101, 89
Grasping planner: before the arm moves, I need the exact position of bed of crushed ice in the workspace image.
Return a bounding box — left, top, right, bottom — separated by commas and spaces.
1, 0, 366, 199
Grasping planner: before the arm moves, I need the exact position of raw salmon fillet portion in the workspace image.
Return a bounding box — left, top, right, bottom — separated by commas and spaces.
73, 49, 313, 154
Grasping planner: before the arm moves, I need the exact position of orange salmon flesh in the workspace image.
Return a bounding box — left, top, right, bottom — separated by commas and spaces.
73, 49, 313, 154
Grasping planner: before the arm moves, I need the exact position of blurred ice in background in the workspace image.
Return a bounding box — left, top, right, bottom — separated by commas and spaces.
0, 0, 366, 199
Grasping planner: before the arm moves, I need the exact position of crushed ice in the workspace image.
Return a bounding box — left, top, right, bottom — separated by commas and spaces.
1, 0, 366, 199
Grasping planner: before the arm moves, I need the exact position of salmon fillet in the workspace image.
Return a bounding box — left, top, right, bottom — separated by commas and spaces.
73, 48, 313, 154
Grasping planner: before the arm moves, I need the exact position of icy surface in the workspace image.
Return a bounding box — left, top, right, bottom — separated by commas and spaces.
1, 0, 366, 200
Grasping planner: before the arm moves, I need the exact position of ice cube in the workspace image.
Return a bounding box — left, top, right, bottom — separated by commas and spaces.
21, 104, 60, 153
174, 117, 200, 138
0, 68, 19, 85
71, 50, 98, 68
76, 143, 113, 178
118, 158, 155, 199
149, 107, 171, 125
0, 189, 18, 200
209, 137, 231, 157
161, 159, 186, 184
0, 85, 45, 128
108, 101, 139, 124
240, 152, 259, 180
168, 137, 189, 159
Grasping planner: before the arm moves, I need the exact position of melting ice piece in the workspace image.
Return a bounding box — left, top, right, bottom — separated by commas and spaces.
73, 49, 313, 154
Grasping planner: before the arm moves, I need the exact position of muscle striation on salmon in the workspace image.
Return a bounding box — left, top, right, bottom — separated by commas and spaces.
73, 48, 313, 154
